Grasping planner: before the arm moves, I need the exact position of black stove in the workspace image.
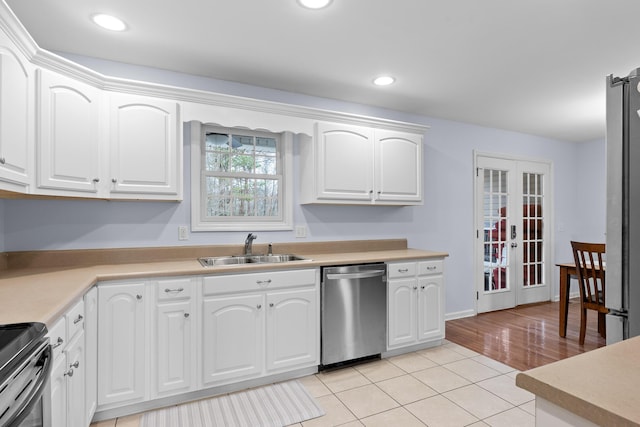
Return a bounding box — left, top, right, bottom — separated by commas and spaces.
0, 323, 47, 383
0, 323, 50, 427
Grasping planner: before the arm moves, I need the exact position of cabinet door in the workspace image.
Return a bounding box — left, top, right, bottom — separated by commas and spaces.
0, 41, 31, 187
202, 293, 263, 385
47, 354, 67, 427
417, 276, 445, 342
387, 278, 418, 348
65, 331, 85, 427
84, 287, 98, 425
315, 122, 373, 201
36, 69, 101, 193
266, 288, 318, 372
108, 92, 181, 198
154, 300, 192, 396
375, 130, 422, 203
98, 283, 146, 406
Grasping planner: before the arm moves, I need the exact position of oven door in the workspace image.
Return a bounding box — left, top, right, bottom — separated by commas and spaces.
0, 340, 51, 427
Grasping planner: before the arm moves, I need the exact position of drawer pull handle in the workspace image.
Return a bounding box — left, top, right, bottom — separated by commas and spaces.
52, 337, 64, 349
427, 266, 437, 271
398, 268, 409, 273
256, 279, 272, 286
164, 287, 184, 293
70, 361, 80, 369
73, 314, 83, 324
64, 369, 74, 377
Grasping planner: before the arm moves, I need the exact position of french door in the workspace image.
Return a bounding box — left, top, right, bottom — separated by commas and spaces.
475, 154, 552, 313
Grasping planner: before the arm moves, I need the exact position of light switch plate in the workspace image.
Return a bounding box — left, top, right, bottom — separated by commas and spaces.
295, 225, 307, 238
178, 226, 189, 240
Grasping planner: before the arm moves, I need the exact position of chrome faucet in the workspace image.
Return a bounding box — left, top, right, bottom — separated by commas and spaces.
244, 233, 257, 255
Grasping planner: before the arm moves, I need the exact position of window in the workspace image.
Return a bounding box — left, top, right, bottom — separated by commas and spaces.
191, 122, 293, 231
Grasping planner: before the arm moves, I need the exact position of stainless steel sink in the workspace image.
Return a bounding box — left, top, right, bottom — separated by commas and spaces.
198, 254, 309, 267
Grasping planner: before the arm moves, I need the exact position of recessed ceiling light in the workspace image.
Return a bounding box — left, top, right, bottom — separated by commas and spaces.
298, 0, 333, 9
373, 76, 395, 86
92, 14, 127, 31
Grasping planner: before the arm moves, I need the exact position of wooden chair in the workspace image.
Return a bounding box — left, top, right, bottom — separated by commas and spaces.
570, 241, 608, 345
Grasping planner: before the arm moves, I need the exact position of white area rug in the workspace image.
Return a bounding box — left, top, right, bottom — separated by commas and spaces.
140, 380, 324, 427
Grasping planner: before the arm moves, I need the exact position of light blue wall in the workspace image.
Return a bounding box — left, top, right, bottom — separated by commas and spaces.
0, 54, 607, 317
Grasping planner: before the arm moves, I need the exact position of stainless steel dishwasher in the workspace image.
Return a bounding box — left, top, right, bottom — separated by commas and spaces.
321, 263, 387, 367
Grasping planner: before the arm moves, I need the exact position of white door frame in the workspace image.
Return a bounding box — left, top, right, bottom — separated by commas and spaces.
473, 151, 555, 313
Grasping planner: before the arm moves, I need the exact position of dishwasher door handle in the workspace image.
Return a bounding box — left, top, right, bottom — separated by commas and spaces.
325, 270, 386, 280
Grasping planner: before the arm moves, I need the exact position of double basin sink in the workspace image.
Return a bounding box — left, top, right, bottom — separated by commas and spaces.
198, 254, 310, 267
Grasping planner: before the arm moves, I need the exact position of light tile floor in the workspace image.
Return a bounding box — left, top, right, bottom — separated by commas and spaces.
91, 340, 535, 427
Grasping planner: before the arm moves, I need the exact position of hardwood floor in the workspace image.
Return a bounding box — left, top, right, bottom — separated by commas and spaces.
445, 299, 606, 371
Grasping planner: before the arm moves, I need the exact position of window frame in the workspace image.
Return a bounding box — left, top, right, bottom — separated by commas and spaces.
190, 121, 293, 231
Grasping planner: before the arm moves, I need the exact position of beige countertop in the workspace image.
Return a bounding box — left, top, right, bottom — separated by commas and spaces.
516, 336, 640, 426
0, 241, 447, 327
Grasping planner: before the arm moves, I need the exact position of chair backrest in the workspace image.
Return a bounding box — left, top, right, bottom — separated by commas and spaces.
570, 241, 606, 307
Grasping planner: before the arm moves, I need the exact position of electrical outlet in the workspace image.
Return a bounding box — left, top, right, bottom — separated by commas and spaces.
295, 225, 307, 238
178, 226, 189, 241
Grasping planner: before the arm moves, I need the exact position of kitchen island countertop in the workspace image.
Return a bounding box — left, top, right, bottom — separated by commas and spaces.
0, 241, 447, 327
516, 336, 640, 426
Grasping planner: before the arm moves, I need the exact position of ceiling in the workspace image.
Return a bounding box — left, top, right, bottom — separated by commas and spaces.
6, 0, 640, 142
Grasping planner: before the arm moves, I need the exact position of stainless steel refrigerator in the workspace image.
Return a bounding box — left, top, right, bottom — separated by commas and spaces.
605, 69, 640, 344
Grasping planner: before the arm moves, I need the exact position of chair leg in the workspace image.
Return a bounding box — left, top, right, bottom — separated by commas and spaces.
598, 312, 606, 338
579, 307, 587, 345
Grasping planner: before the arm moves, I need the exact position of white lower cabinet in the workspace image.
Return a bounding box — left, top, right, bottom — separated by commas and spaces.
387, 259, 445, 350
94, 269, 321, 418
201, 269, 319, 387
46, 299, 87, 427
97, 282, 146, 408
266, 288, 317, 371
151, 278, 196, 398
202, 293, 264, 385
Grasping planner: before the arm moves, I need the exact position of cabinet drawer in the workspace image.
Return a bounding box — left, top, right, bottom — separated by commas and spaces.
155, 278, 193, 301
203, 269, 317, 295
418, 259, 444, 276
66, 299, 85, 340
387, 262, 417, 278
48, 317, 66, 359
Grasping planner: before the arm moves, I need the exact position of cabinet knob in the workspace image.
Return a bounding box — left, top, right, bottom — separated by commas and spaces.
184, 313, 190, 318
92, 178, 100, 183
64, 369, 74, 377
413, 286, 418, 290
269, 303, 274, 307
0, 157, 5, 164
70, 361, 80, 369
52, 337, 64, 349
136, 294, 143, 300
256, 304, 262, 309
73, 314, 84, 324
112, 178, 117, 183
421, 285, 425, 290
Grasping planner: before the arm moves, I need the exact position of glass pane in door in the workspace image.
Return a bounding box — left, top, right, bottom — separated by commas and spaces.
522, 172, 544, 287
483, 169, 509, 292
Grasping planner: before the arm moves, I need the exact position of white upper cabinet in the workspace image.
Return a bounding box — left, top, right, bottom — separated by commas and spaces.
300, 121, 424, 205
0, 33, 32, 190
36, 69, 102, 194
108, 92, 182, 200
375, 129, 422, 203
